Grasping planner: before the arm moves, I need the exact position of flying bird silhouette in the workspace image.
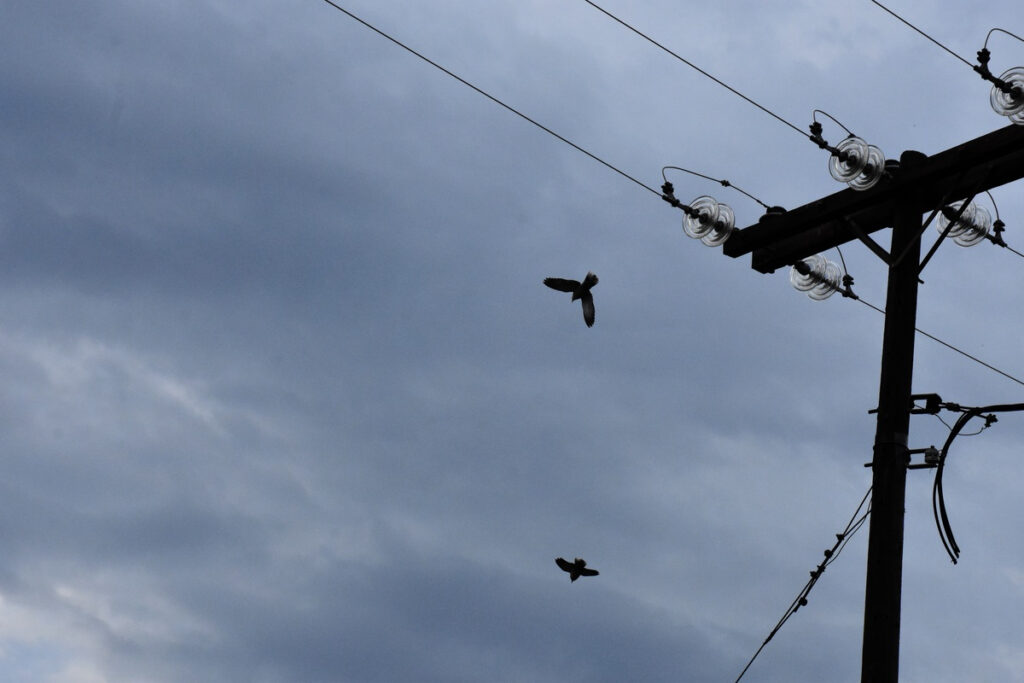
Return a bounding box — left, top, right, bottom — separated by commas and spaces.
544, 272, 598, 327
555, 557, 599, 582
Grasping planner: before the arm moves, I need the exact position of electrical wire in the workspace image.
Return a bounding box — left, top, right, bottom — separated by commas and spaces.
324, 0, 1024, 652
833, 245, 850, 280
813, 110, 855, 137
867, 0, 975, 68
957, 424, 992, 437
661, 166, 771, 209
581, 0, 813, 142
919, 405, 954, 431
984, 190, 1002, 223
323, 0, 1024, 377
318, 0, 661, 198
733, 487, 872, 682
936, 192, 1024, 258
1003, 243, 1024, 259
855, 298, 1024, 388
984, 27, 1024, 51
932, 403, 1024, 563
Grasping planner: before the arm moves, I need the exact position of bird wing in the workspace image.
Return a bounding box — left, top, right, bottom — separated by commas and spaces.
555, 557, 574, 572
578, 567, 599, 577
544, 278, 579, 293
580, 292, 595, 327
581, 272, 598, 289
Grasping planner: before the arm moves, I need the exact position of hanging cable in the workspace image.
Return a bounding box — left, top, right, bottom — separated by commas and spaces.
921, 406, 954, 431
318, 0, 661, 198
813, 110, 854, 137
734, 487, 872, 682
983, 28, 1024, 51
661, 167, 771, 209
931, 403, 1024, 563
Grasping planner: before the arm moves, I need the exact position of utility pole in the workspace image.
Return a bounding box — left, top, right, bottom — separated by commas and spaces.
860, 179, 921, 682
719, 123, 1024, 682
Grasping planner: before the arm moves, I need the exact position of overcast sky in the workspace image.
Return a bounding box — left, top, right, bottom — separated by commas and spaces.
3, 1, 1024, 681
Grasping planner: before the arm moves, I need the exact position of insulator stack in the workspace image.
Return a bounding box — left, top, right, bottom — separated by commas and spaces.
990, 66, 1024, 124
828, 136, 885, 191
682, 195, 735, 247
790, 253, 844, 300
938, 201, 992, 247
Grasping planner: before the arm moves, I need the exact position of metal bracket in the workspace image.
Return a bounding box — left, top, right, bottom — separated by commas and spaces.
864, 446, 938, 469
913, 163, 994, 276
842, 216, 893, 265
916, 192, 976, 275
867, 392, 943, 415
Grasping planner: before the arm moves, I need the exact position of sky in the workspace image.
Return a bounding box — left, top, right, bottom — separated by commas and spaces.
3, 1, 1024, 681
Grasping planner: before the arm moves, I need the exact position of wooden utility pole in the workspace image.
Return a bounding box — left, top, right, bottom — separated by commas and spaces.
719, 124, 1024, 682
860, 182, 921, 682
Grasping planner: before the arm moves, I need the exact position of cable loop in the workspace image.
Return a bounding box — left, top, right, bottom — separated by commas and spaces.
931, 403, 1024, 563
661, 166, 770, 209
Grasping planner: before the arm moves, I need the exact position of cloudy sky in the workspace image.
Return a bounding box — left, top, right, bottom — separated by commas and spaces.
3, 1, 1024, 681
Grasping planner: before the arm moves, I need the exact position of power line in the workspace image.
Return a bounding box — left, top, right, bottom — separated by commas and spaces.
867, 0, 975, 68
323, 0, 1024, 436
661, 166, 771, 209
795, 259, 1024, 387
856, 298, 1024, 388
734, 487, 872, 682
318, 0, 661, 198
581, 0, 812, 142
330, 0, 1024, 447
984, 27, 1024, 51
325, 0, 1024, 389
1004, 243, 1024, 259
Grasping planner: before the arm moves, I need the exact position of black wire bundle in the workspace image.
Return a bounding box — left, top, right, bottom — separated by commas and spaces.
933, 403, 1024, 563
733, 487, 872, 682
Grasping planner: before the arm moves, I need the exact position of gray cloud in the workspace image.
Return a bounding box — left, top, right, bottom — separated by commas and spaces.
2, 0, 1024, 681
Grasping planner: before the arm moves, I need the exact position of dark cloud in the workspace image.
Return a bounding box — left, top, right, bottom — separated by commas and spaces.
2, 0, 1024, 681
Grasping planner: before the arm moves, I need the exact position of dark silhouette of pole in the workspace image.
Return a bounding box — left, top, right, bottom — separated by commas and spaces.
860, 159, 923, 682
719, 125, 1024, 681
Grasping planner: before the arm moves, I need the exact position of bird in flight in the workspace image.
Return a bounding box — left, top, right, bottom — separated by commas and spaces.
543, 272, 598, 327
555, 557, 599, 582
